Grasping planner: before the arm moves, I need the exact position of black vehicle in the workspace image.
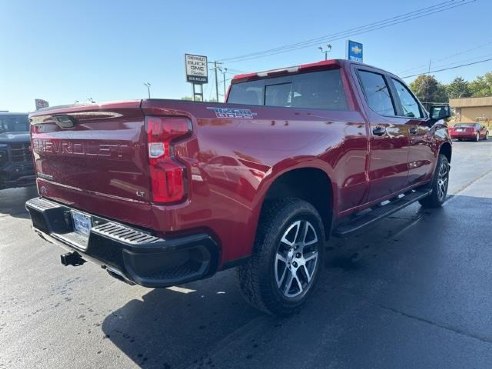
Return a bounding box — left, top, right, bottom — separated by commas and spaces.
0, 112, 35, 189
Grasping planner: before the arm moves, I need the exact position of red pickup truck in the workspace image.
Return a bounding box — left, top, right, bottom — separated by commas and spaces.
26, 59, 452, 315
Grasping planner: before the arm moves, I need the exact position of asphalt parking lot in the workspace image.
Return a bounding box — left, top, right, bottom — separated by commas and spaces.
1, 140, 491, 369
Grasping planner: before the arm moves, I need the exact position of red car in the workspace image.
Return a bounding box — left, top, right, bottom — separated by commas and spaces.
449, 123, 489, 141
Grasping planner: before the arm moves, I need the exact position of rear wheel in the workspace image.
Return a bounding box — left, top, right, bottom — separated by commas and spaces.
419, 154, 449, 208
237, 198, 324, 315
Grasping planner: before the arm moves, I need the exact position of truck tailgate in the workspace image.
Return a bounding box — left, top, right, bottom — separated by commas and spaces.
30, 101, 156, 226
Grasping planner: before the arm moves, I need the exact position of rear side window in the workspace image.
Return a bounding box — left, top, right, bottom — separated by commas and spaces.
228, 69, 348, 110
358, 71, 395, 116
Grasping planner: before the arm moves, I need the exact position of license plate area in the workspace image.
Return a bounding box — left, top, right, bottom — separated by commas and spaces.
71, 210, 92, 237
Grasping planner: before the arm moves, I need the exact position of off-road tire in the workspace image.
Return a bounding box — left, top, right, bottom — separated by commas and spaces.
419, 154, 449, 208
237, 198, 325, 316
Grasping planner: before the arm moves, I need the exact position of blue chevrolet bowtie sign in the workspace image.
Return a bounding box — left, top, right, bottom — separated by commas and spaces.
347, 40, 363, 62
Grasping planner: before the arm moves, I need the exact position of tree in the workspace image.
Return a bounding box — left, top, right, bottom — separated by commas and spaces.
446, 77, 471, 99
469, 72, 492, 97
409, 75, 448, 108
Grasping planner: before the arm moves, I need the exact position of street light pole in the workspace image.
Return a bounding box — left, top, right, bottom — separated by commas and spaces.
144, 82, 151, 99
318, 44, 332, 60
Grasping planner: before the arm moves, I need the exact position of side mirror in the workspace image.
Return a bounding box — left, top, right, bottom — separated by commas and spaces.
429, 104, 451, 120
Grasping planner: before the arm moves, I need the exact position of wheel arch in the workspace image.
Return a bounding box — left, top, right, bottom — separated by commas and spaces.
439, 141, 452, 163
256, 166, 334, 240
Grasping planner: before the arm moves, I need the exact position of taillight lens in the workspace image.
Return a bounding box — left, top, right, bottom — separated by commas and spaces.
145, 116, 192, 204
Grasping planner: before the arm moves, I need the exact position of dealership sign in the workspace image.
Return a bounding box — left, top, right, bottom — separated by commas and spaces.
347, 40, 363, 63
35, 99, 49, 110
185, 54, 208, 84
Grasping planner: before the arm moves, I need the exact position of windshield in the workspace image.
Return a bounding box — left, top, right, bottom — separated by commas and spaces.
0, 114, 29, 133
454, 123, 477, 128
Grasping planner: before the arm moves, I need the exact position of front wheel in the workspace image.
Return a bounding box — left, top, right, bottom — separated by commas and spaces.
237, 198, 325, 315
419, 154, 450, 208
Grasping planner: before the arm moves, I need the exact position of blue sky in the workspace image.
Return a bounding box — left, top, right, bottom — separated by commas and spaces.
1, 0, 491, 112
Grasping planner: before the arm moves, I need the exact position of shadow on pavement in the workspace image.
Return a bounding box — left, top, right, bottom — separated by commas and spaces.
0, 186, 37, 219
101, 271, 267, 369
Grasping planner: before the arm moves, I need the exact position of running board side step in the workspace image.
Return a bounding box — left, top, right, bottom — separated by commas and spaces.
333, 189, 431, 237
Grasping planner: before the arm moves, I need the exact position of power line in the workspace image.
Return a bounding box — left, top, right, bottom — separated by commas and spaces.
398, 40, 492, 75
429, 52, 492, 71
402, 52, 492, 77
225, 68, 246, 74
218, 0, 476, 63
401, 57, 492, 78
433, 40, 492, 63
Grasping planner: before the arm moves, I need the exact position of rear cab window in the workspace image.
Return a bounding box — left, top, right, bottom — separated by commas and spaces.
228, 69, 348, 110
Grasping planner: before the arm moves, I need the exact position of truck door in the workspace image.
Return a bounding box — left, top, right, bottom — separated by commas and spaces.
356, 69, 410, 202
389, 77, 435, 186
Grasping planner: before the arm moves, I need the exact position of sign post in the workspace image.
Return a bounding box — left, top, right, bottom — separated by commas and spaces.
185, 54, 208, 101
346, 40, 363, 63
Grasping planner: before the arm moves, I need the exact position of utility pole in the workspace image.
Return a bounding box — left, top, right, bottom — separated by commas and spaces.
214, 61, 220, 102
223, 67, 228, 98
209, 61, 223, 102
318, 44, 332, 60
144, 82, 151, 98
217, 67, 228, 99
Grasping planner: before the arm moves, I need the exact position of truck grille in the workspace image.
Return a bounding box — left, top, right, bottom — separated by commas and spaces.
8, 143, 32, 163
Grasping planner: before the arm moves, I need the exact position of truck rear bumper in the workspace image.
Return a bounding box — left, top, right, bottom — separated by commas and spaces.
25, 197, 219, 288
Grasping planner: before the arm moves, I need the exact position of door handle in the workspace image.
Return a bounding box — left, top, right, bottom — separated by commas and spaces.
372, 126, 386, 136
409, 127, 418, 135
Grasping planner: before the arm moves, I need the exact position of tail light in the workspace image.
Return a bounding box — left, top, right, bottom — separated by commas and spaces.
145, 116, 192, 204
